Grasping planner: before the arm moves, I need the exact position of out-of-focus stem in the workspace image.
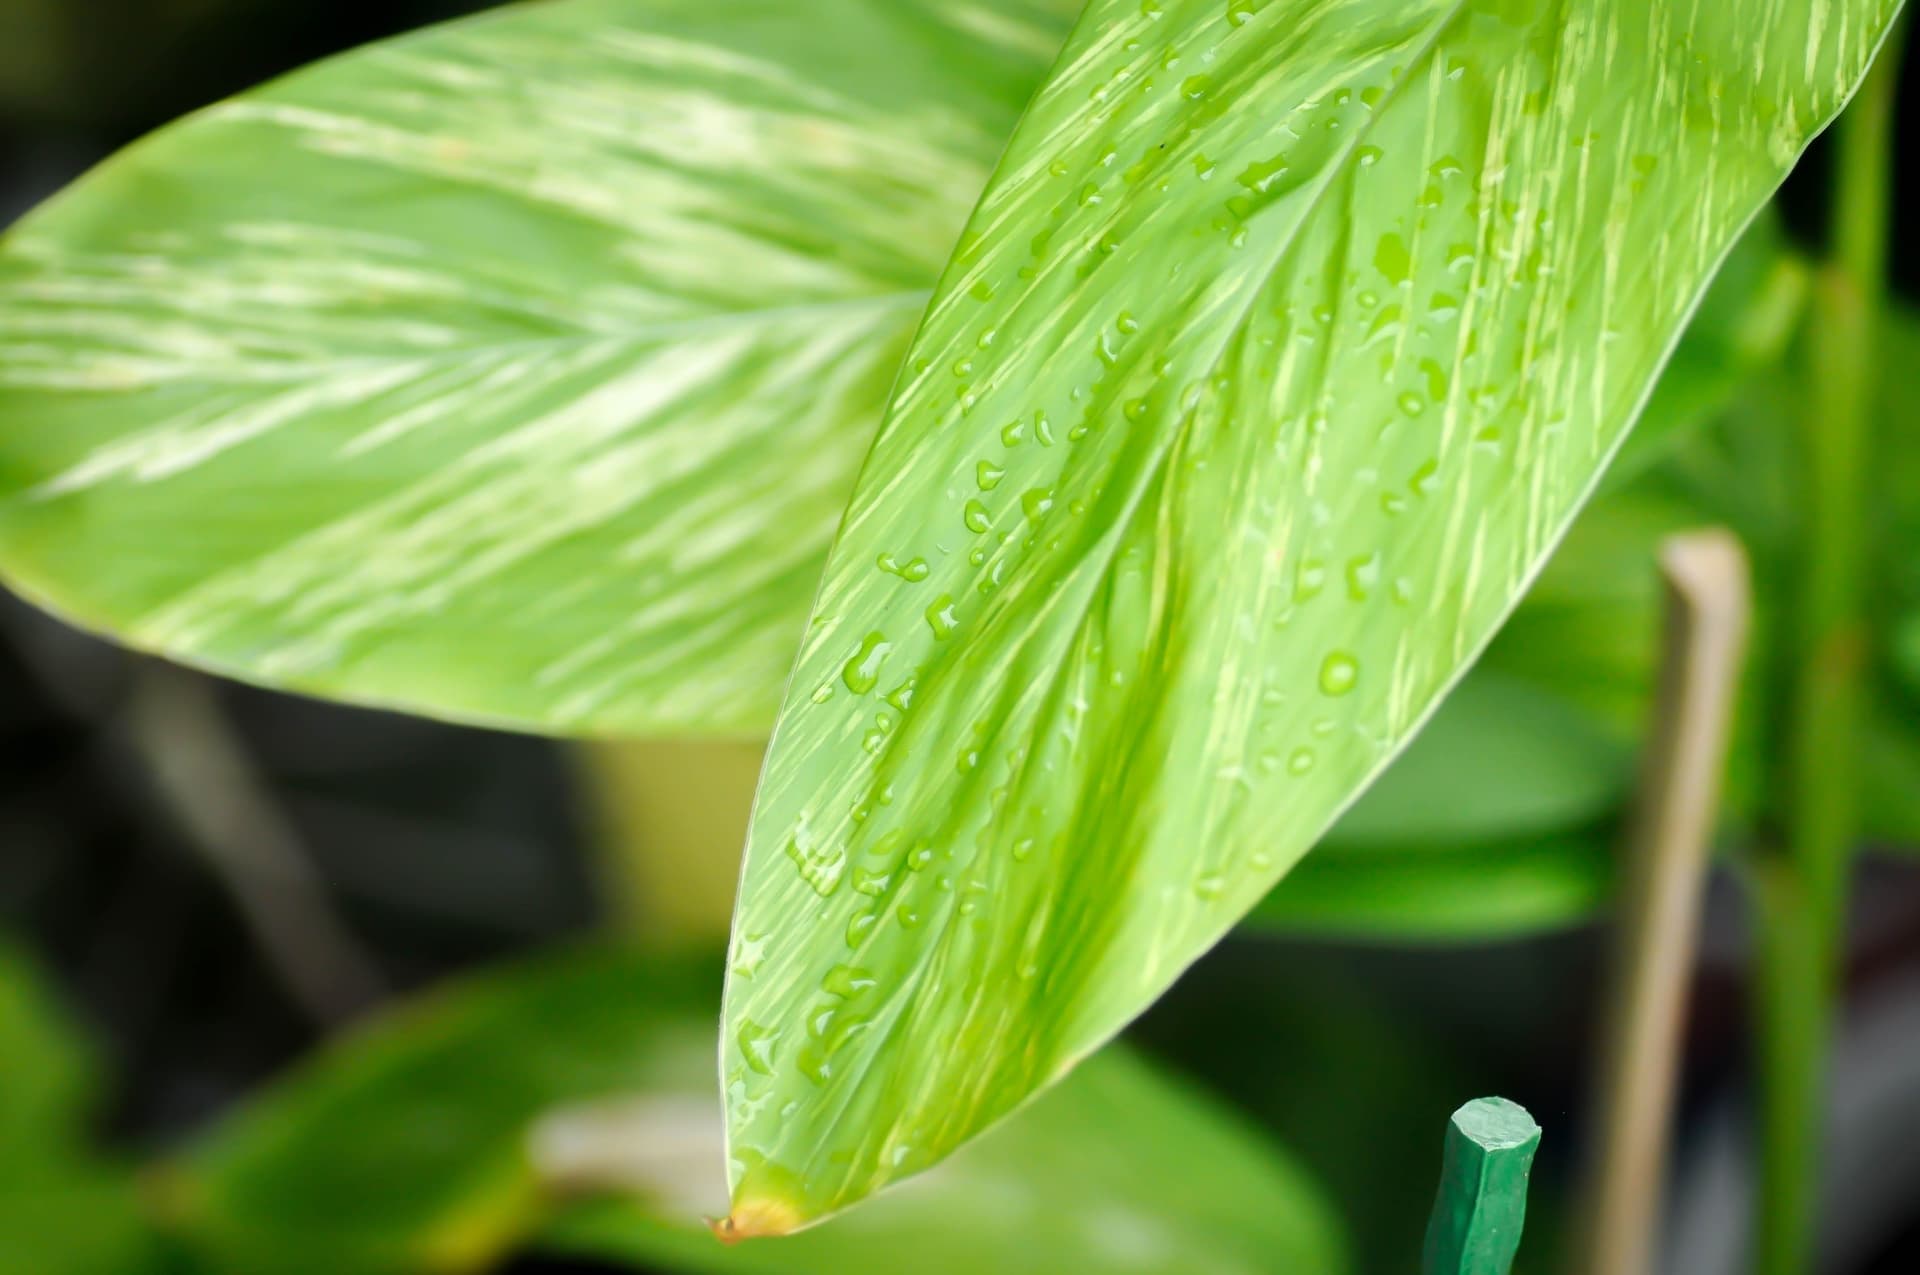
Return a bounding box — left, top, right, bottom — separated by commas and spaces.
1754, 26, 1902, 1275
1581, 531, 1750, 1275
128, 669, 384, 1025
574, 738, 763, 946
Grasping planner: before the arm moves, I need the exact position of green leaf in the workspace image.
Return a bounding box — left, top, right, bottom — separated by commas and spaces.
722, 0, 1902, 1231
1326, 671, 1628, 847
1250, 831, 1614, 942
1599, 214, 1806, 488
178, 944, 1346, 1275
0, 940, 96, 1155
1248, 671, 1626, 943
546, 1048, 1348, 1275
1879, 307, 1920, 630
1896, 611, 1920, 692
0, 0, 1076, 736
179, 946, 720, 1274
0, 941, 160, 1275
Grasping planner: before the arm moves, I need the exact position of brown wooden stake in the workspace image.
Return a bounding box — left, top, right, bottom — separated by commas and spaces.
1578, 529, 1752, 1275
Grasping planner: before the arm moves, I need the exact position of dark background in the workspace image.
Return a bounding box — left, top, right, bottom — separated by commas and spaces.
1, 5, 1917, 1274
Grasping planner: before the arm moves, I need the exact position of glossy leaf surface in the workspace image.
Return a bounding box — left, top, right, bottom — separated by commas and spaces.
179, 946, 1345, 1275
723, 0, 1903, 1229
0, 0, 1074, 735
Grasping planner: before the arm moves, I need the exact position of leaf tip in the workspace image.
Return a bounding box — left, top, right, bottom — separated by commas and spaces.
711, 1192, 806, 1243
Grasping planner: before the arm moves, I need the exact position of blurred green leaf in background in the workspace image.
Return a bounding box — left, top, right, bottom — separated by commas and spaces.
0, 941, 160, 1274
174, 945, 1348, 1275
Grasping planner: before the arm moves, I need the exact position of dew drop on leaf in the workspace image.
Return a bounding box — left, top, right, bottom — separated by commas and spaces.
925, 595, 958, 640
1318, 651, 1359, 697
842, 632, 891, 694
737, 1021, 776, 1076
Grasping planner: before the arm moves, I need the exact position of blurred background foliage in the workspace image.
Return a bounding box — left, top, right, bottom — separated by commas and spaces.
1, 3, 1918, 1274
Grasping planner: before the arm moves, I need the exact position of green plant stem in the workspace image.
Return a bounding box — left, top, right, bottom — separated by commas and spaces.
1754, 26, 1902, 1275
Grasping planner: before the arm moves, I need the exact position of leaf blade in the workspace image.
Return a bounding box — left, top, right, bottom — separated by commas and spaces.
724, 0, 1904, 1228
0, 0, 1076, 735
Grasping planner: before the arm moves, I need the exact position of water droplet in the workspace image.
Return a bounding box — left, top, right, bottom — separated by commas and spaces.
1375, 233, 1410, 285
785, 826, 846, 897
976, 461, 1005, 491
1346, 553, 1380, 601
1289, 748, 1317, 775
964, 499, 992, 533
1181, 74, 1212, 100
731, 932, 766, 978
823, 964, 877, 998
842, 632, 891, 694
1410, 458, 1440, 495
737, 1020, 776, 1075
925, 595, 958, 640
885, 678, 917, 712
1237, 154, 1289, 195
1319, 652, 1359, 696
1001, 420, 1026, 447
1022, 488, 1056, 521
877, 553, 930, 582
1294, 557, 1326, 601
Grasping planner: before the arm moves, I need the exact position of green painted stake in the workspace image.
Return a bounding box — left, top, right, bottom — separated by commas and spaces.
1421, 1097, 1542, 1275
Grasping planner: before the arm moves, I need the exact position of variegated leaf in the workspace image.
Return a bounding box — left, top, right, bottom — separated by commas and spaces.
0, 0, 1076, 734
722, 0, 1904, 1232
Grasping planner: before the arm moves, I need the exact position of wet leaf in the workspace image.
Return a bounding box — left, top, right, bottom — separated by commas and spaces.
723, 0, 1904, 1230
178, 945, 1346, 1275
0, 0, 1076, 735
